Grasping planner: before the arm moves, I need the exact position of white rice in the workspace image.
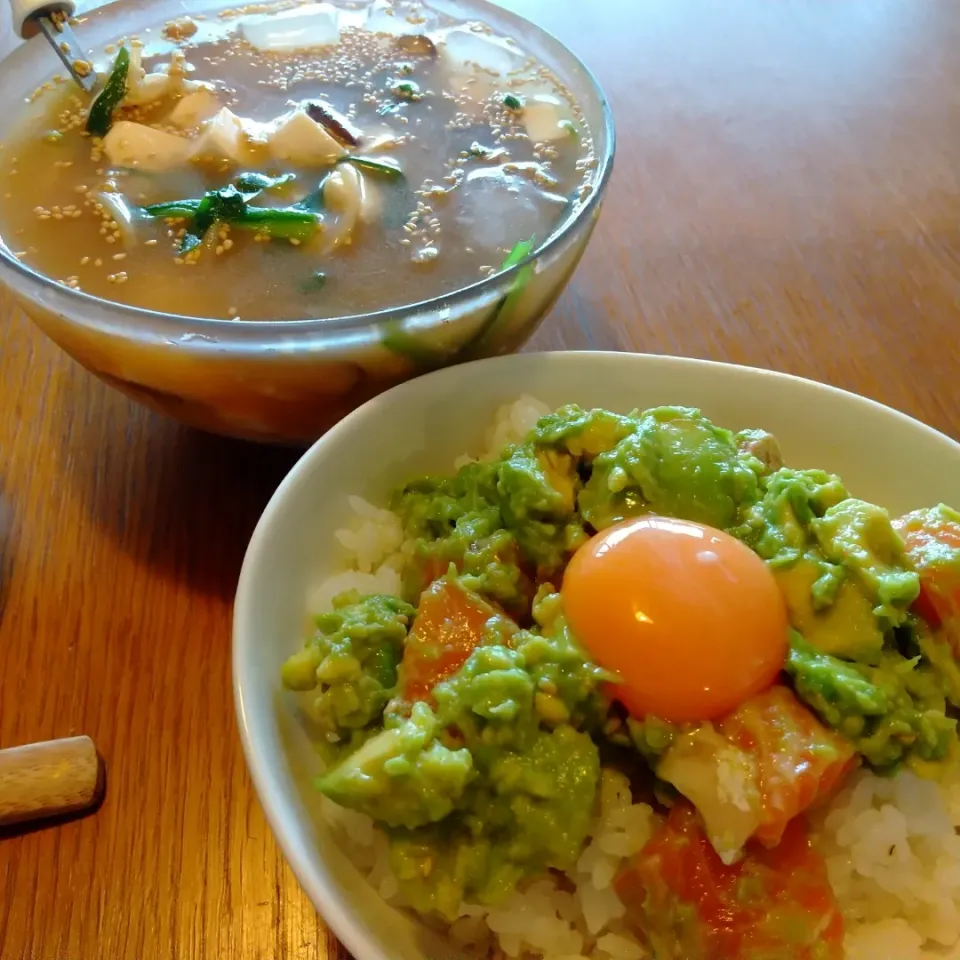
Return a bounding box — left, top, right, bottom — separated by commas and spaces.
310, 396, 960, 960
817, 769, 960, 959
322, 769, 658, 960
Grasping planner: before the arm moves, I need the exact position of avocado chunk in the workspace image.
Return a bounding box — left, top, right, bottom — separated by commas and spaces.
483, 724, 600, 867
392, 462, 530, 616
388, 725, 600, 920
732, 467, 849, 564
318, 702, 474, 829
281, 593, 414, 736
531, 404, 636, 459
497, 442, 586, 574
578, 406, 762, 531
811, 498, 919, 628
734, 471, 920, 661
774, 556, 885, 662
785, 634, 955, 774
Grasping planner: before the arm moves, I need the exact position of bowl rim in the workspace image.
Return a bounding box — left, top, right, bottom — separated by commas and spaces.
0, 0, 616, 334
233, 349, 960, 960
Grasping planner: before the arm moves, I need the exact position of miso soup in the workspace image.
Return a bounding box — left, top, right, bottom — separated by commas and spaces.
0, 0, 597, 321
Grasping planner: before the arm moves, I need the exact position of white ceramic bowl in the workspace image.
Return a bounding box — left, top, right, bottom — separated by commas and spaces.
233, 351, 960, 960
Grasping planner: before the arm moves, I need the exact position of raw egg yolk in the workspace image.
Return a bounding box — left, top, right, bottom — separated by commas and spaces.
561, 516, 788, 723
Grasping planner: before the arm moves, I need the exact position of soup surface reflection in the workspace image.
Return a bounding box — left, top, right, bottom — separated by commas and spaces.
0, 0, 596, 320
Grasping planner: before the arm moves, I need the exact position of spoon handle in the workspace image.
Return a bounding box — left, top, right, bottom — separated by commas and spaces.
11, 0, 74, 38
0, 736, 102, 827
11, 0, 98, 93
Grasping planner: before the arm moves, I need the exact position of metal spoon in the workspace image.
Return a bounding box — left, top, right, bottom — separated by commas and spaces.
11, 0, 98, 92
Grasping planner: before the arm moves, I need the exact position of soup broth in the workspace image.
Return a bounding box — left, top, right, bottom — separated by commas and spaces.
0, 0, 596, 321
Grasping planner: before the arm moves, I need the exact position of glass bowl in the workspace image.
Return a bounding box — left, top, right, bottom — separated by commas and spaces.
0, 0, 615, 443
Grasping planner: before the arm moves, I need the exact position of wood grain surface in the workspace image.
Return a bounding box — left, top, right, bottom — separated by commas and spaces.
2, 0, 960, 958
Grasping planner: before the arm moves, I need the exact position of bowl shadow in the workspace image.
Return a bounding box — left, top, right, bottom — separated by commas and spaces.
59, 391, 302, 601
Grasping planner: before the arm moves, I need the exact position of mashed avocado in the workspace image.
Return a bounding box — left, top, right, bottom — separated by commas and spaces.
811, 498, 919, 626
733, 468, 920, 662
319, 701, 476, 829
314, 586, 610, 917
786, 634, 956, 773
281, 592, 415, 738
391, 462, 533, 614
575, 405, 764, 531
281, 403, 960, 920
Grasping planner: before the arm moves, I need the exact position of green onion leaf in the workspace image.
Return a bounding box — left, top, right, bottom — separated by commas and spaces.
142, 179, 321, 253
457, 236, 537, 360
381, 320, 449, 368
302, 271, 327, 292
502, 93, 524, 112
499, 236, 536, 272
340, 155, 403, 180
391, 79, 421, 100
86, 47, 130, 137
230, 206, 318, 240
141, 199, 202, 218
382, 238, 537, 368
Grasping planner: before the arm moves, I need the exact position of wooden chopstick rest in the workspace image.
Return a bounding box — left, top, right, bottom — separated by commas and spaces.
0, 735, 103, 827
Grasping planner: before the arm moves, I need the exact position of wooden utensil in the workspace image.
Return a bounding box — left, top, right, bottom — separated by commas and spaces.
0, 736, 103, 827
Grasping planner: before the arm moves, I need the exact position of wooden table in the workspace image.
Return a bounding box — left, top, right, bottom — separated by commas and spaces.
2, 0, 959, 957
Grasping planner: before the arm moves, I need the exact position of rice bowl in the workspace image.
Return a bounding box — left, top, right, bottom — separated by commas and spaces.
233, 352, 960, 960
